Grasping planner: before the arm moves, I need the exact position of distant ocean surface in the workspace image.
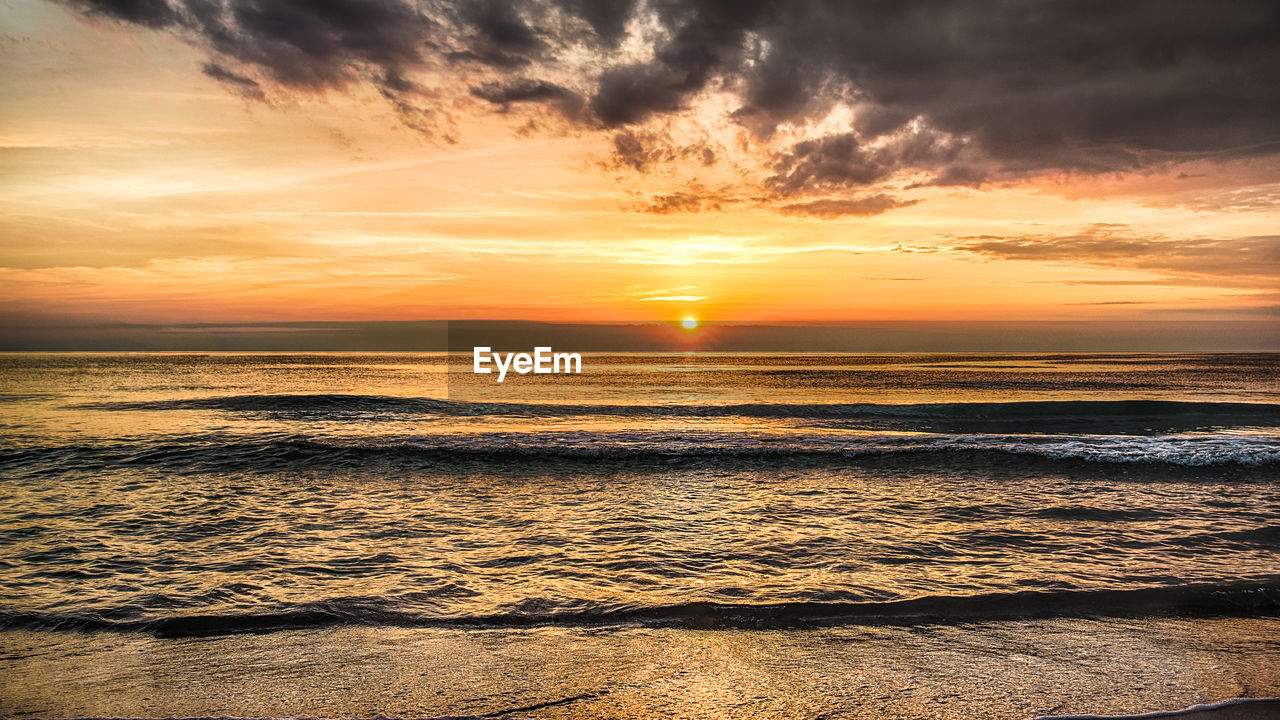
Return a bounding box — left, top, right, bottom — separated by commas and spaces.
1, 352, 1278, 641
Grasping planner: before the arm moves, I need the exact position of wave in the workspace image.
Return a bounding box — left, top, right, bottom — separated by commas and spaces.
80, 396, 1280, 433
1164, 523, 1280, 548
1027, 505, 1174, 521
3, 579, 1277, 637
4, 431, 1278, 474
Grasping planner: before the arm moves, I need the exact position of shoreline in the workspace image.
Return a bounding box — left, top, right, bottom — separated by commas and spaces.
1035, 697, 1280, 719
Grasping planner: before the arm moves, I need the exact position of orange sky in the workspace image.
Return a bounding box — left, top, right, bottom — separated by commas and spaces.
1, 0, 1277, 327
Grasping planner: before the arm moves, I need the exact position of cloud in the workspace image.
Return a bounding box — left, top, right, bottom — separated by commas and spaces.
1147, 304, 1280, 318
637, 192, 720, 214
471, 78, 573, 104
470, 78, 584, 118
590, 63, 693, 126
201, 0, 430, 91
604, 129, 718, 172
779, 194, 920, 218
949, 225, 1280, 287
78, 0, 179, 27
1067, 301, 1155, 306
768, 127, 972, 193
628, 184, 918, 219
1175, 184, 1280, 213
629, 181, 737, 214
201, 62, 265, 100
61, 0, 1280, 189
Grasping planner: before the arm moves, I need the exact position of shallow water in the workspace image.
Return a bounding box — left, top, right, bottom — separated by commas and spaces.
2, 618, 1277, 719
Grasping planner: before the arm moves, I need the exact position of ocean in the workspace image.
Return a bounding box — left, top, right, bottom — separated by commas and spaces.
1, 352, 1278, 719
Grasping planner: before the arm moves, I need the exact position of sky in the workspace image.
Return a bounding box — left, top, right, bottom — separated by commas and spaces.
1, 0, 1278, 341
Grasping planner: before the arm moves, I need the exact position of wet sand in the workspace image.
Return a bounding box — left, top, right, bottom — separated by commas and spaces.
1036, 697, 1280, 719
2, 616, 1277, 719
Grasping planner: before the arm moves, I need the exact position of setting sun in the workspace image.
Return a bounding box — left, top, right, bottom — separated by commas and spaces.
682, 318, 698, 330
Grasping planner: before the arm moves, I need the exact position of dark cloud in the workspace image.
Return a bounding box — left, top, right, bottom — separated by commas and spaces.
731, 54, 829, 139
767, 128, 970, 194
609, 129, 663, 172
448, 0, 547, 68
470, 78, 584, 118
780, 194, 920, 218
209, 0, 429, 90
469, 0, 540, 51
924, 164, 990, 188
817, 2, 1280, 176
68, 0, 435, 98
471, 78, 571, 104
63, 0, 1280, 186
605, 129, 718, 172
768, 133, 892, 194
553, 0, 635, 46
586, 0, 1278, 182
74, 0, 179, 27
587, 0, 774, 126
380, 67, 417, 93
201, 62, 265, 99
590, 64, 691, 126
950, 226, 1280, 287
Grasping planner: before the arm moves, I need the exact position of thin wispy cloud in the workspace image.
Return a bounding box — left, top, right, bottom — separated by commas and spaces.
947, 225, 1279, 289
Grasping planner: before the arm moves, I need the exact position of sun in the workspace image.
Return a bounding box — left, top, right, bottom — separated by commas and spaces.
681, 317, 698, 330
